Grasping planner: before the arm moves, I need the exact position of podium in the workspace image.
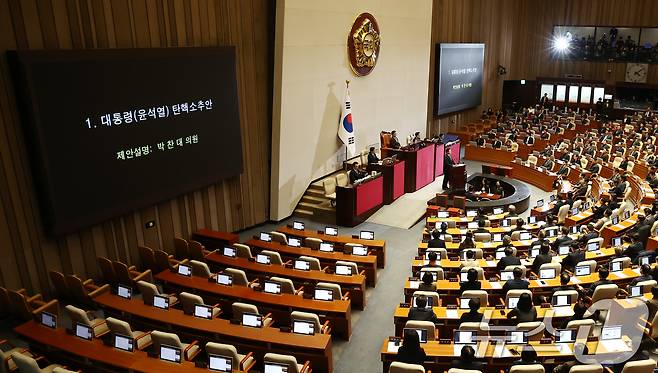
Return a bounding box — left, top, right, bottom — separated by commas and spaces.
449, 164, 466, 191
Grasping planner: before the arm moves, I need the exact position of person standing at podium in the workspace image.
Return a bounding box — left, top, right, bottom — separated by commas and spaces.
367, 147, 379, 165
442, 150, 455, 190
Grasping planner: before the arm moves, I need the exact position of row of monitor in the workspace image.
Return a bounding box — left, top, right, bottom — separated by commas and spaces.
404, 325, 622, 345
539, 83, 607, 104
288, 220, 376, 240
39, 311, 313, 372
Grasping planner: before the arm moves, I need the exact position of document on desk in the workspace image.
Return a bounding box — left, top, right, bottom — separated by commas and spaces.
613, 272, 628, 279
598, 340, 630, 353
387, 342, 401, 353
490, 282, 502, 289
571, 277, 582, 284
486, 261, 497, 267
445, 309, 459, 319
409, 281, 420, 289
553, 306, 575, 317
556, 344, 573, 355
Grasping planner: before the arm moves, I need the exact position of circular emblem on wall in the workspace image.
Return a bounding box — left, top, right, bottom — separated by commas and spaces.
347, 13, 381, 76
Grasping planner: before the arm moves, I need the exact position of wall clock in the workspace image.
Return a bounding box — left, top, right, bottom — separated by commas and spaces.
625, 63, 648, 83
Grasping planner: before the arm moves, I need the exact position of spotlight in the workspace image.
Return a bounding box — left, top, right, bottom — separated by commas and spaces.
552, 35, 570, 53
520, 79, 526, 85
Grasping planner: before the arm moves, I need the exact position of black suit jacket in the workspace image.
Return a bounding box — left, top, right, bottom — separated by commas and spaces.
553, 236, 573, 251
623, 242, 644, 263
367, 153, 379, 164
458, 311, 484, 324
497, 255, 521, 271
561, 251, 585, 271
408, 307, 439, 323
427, 238, 446, 249
502, 278, 529, 294
451, 360, 485, 371
531, 254, 553, 274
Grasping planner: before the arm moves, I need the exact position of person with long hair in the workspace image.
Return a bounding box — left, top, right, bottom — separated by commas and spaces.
507, 293, 537, 324
396, 328, 427, 365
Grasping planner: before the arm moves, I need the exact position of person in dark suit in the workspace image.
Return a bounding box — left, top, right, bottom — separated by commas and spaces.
348, 162, 366, 184
458, 298, 484, 324
497, 247, 521, 271
367, 146, 379, 164
587, 268, 613, 296
427, 229, 446, 249
396, 329, 427, 365
622, 233, 645, 264
473, 219, 488, 234
531, 243, 553, 274
553, 344, 590, 373
529, 231, 548, 250
424, 251, 440, 267
631, 264, 653, 286
561, 243, 585, 272
502, 267, 529, 295
451, 345, 485, 371
552, 226, 573, 251
492, 138, 503, 149
637, 223, 652, 250
442, 151, 455, 190
390, 130, 401, 149
475, 136, 486, 147
407, 296, 439, 323
577, 224, 598, 244
543, 156, 555, 170
460, 268, 482, 292
510, 345, 540, 369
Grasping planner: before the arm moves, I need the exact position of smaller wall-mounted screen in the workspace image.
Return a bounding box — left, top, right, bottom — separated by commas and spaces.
434, 43, 485, 116
568, 86, 580, 103
540, 84, 554, 100
593, 87, 606, 103
555, 85, 567, 102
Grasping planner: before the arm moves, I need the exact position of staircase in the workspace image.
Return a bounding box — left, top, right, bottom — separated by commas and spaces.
293, 180, 337, 224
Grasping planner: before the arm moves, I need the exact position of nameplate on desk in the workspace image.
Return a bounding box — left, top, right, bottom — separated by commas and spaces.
400, 303, 410, 308
490, 282, 502, 289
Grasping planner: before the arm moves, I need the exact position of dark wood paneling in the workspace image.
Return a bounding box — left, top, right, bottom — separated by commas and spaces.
429, 0, 658, 135
0, 0, 271, 294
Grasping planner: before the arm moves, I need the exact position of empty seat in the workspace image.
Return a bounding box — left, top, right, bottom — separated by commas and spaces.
259, 250, 284, 265
205, 342, 256, 372
10, 353, 62, 373
473, 233, 491, 243
97, 257, 118, 285
113, 260, 153, 286
323, 179, 337, 200
179, 292, 221, 318
569, 364, 603, 373
232, 243, 253, 259
64, 305, 110, 337
618, 359, 656, 373
187, 240, 208, 261
335, 173, 349, 187
304, 238, 322, 250
150, 331, 200, 361
315, 282, 347, 301
390, 362, 425, 373
510, 364, 544, 373
291, 311, 331, 334
231, 302, 273, 327
136, 281, 178, 307
270, 231, 288, 245
224, 268, 252, 287
263, 353, 311, 373
0, 340, 35, 373
106, 317, 152, 350
174, 237, 189, 259
190, 260, 212, 278
335, 261, 359, 276
137, 246, 157, 272
297, 256, 321, 271
575, 260, 597, 274
269, 276, 299, 294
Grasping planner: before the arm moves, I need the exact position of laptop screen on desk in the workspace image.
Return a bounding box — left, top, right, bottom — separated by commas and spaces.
454, 330, 476, 344
177, 264, 191, 277
467, 222, 478, 229
601, 325, 622, 340
319, 242, 333, 252
502, 219, 510, 227
404, 328, 428, 343
75, 322, 93, 340
507, 296, 520, 309
256, 254, 271, 265
160, 345, 181, 363
540, 268, 557, 279
496, 250, 506, 260
336, 265, 353, 276
630, 285, 642, 298
41, 311, 57, 329
216, 273, 232, 286
352, 245, 368, 256
242, 312, 262, 328
114, 333, 134, 352
558, 246, 570, 255
222, 246, 236, 257
117, 284, 132, 299
324, 227, 338, 236
587, 242, 599, 251
263, 281, 281, 294
553, 294, 570, 306
288, 238, 301, 247
360, 231, 375, 240
194, 304, 213, 319
264, 362, 290, 373
610, 261, 622, 272
259, 232, 272, 242
556, 329, 576, 343
208, 354, 232, 372
575, 265, 591, 276
493, 208, 504, 215
294, 260, 310, 271
519, 232, 532, 240
528, 216, 537, 224
293, 320, 316, 335
507, 331, 527, 344
292, 221, 305, 230
500, 270, 514, 281
314, 289, 333, 301
536, 199, 544, 207
153, 294, 169, 310
493, 233, 503, 242
466, 210, 478, 217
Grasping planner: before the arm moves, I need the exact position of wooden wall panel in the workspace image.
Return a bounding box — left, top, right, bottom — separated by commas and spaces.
0, 0, 272, 294
429, 0, 658, 135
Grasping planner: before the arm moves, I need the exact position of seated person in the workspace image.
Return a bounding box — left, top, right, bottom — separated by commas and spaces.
507, 293, 537, 325
389, 130, 401, 149
473, 219, 488, 234
367, 146, 379, 164
418, 271, 437, 292
497, 247, 521, 271
587, 267, 612, 297
459, 231, 476, 250
630, 264, 653, 285
451, 345, 485, 371
460, 250, 478, 269
646, 286, 658, 321
552, 226, 573, 251
460, 267, 482, 291
622, 233, 645, 264
507, 205, 517, 217
348, 162, 367, 184
458, 298, 484, 323
529, 231, 548, 249
407, 296, 439, 323
530, 243, 553, 274
427, 226, 446, 248
424, 251, 440, 267
561, 242, 585, 272
510, 345, 540, 367
502, 267, 529, 294
553, 344, 589, 373
510, 218, 525, 233
396, 328, 427, 365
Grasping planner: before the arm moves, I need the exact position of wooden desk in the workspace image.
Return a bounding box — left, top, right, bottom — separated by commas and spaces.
205, 253, 367, 309
386, 143, 437, 193
93, 292, 333, 372
15, 321, 218, 372
277, 226, 386, 268
192, 228, 240, 246
152, 271, 352, 339
336, 174, 384, 227
464, 145, 516, 166
510, 161, 557, 192
481, 163, 512, 177
403, 267, 642, 302
245, 239, 377, 286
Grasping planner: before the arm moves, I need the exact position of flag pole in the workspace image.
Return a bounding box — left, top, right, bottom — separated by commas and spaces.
345, 79, 350, 163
